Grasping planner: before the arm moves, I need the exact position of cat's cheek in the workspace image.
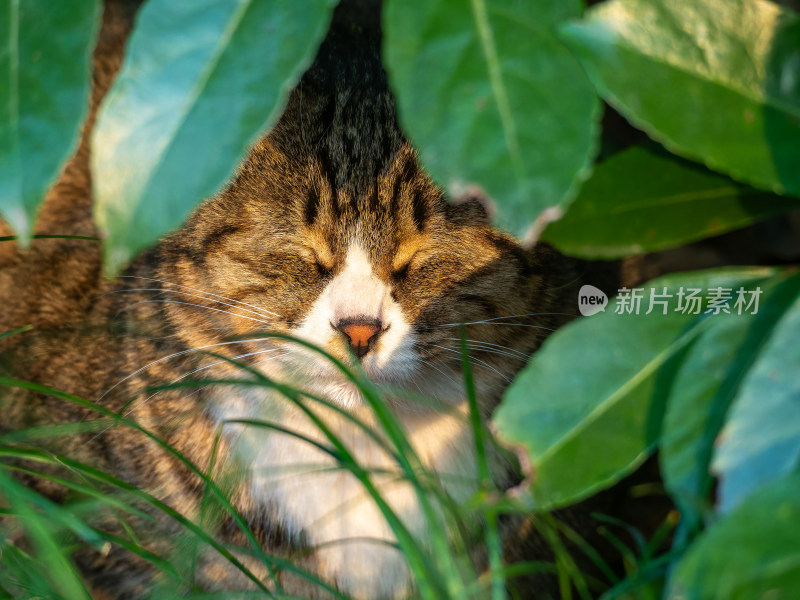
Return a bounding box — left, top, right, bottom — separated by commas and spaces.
363, 300, 418, 383
287, 285, 345, 378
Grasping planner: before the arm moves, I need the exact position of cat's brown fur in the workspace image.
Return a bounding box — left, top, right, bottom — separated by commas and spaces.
0, 0, 141, 336
1, 2, 587, 598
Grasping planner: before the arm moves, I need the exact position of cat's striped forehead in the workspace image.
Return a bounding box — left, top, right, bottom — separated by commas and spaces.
304, 146, 433, 230
297, 144, 445, 260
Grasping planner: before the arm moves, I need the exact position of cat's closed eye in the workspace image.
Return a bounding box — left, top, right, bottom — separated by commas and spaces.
390, 250, 418, 281
296, 244, 335, 279
390, 238, 427, 282
313, 255, 334, 279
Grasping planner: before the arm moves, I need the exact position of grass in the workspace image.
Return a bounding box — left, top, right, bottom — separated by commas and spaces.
0, 328, 662, 599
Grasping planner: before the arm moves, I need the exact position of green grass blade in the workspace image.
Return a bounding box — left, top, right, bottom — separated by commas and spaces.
460, 327, 506, 600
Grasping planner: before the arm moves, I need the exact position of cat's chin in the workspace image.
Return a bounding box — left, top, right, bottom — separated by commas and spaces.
280, 349, 420, 399
290, 367, 416, 411
309, 378, 367, 410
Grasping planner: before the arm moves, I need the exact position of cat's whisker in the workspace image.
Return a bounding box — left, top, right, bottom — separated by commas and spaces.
456, 343, 528, 362
122, 348, 286, 418
88, 349, 288, 444
433, 322, 557, 332
419, 360, 462, 389
106, 287, 277, 322
118, 299, 274, 326
137, 325, 267, 342
431, 312, 576, 328
249, 352, 290, 376
442, 338, 530, 360
97, 337, 278, 403
429, 344, 512, 383
463, 346, 527, 361
119, 275, 284, 319
441, 354, 514, 386
87, 385, 210, 445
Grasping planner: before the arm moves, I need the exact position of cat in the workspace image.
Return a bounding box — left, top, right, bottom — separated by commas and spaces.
1, 1, 585, 598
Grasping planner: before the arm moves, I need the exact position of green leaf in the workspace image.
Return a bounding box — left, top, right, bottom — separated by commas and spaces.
0, 0, 101, 242
669, 473, 800, 600
542, 147, 798, 259
560, 0, 800, 198
92, 0, 337, 274
383, 0, 600, 236
494, 268, 774, 509
659, 272, 800, 539
712, 287, 800, 514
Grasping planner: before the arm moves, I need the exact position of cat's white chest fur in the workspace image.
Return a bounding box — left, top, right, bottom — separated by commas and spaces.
209, 383, 478, 600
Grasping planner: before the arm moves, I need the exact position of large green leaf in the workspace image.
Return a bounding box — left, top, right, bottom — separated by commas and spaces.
494, 268, 773, 509
0, 0, 101, 241
560, 0, 800, 198
92, 0, 337, 274
669, 474, 800, 600
659, 272, 798, 538
712, 288, 800, 514
383, 0, 600, 236
542, 147, 798, 259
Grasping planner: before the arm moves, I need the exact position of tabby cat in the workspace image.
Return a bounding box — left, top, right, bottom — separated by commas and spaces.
1, 1, 583, 598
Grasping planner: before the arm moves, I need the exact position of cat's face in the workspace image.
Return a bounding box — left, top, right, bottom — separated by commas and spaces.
158, 137, 564, 409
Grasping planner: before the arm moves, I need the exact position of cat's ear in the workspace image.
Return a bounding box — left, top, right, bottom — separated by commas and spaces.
446, 188, 493, 225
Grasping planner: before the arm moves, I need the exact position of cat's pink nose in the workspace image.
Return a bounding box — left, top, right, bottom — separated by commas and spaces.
336, 319, 382, 359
